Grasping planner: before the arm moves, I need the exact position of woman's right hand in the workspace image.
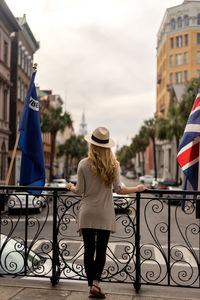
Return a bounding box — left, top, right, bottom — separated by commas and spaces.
136, 184, 147, 192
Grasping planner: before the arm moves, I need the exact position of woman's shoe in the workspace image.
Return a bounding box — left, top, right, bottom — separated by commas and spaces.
88, 285, 106, 298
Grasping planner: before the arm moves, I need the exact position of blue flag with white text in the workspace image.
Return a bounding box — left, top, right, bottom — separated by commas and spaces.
19, 71, 45, 193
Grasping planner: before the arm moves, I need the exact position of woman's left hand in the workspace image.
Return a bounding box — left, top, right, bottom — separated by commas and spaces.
66, 182, 75, 192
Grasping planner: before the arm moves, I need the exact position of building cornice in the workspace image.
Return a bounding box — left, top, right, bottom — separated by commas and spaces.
157, 0, 200, 51
0, 0, 20, 32
17, 15, 39, 53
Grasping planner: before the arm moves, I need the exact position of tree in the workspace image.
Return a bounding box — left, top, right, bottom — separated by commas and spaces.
179, 77, 200, 127
140, 118, 158, 179
58, 135, 88, 175
131, 132, 149, 175
116, 145, 134, 173
156, 101, 183, 183
40, 107, 73, 181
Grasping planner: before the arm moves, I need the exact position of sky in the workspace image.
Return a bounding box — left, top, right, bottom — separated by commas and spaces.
6, 0, 182, 150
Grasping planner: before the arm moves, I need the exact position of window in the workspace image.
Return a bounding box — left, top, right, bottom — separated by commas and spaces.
168, 148, 171, 173
24, 54, 27, 73
197, 33, 200, 44
197, 70, 200, 77
3, 89, 7, 120
24, 85, 27, 99
185, 34, 188, 46
175, 72, 182, 83
176, 53, 183, 65
184, 52, 188, 64
171, 18, 176, 30
21, 82, 24, 101
170, 55, 174, 66
170, 73, 173, 83
170, 37, 174, 49
18, 45, 21, 66
0, 142, 6, 181
197, 51, 200, 63
28, 59, 31, 76
0, 33, 1, 57
21, 49, 24, 69
17, 78, 20, 99
184, 15, 189, 26
184, 70, 188, 81
178, 17, 182, 28
198, 14, 200, 25
3, 40, 8, 64
30, 60, 33, 72
17, 112, 20, 132
176, 36, 183, 47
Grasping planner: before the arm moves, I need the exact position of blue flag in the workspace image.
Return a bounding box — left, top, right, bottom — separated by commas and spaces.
19, 71, 45, 194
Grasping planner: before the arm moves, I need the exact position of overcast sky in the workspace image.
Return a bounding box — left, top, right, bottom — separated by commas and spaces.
6, 0, 182, 150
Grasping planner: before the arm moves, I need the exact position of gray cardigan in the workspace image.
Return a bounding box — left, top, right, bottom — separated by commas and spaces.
75, 158, 123, 233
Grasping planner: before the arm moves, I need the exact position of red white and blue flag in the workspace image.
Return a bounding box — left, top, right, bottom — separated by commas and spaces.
177, 91, 200, 191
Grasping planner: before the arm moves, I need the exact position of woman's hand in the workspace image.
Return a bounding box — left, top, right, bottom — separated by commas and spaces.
66, 182, 75, 192
136, 184, 147, 192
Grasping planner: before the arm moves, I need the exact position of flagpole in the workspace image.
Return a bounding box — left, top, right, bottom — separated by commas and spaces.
5, 63, 38, 186
196, 138, 200, 218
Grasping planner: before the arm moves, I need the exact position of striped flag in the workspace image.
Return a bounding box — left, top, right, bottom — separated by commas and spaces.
177, 91, 200, 192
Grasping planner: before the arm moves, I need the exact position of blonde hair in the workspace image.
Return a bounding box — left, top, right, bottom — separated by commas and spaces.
88, 144, 119, 187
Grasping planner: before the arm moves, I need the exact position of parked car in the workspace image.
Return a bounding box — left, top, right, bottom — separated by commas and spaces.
52, 178, 67, 187
139, 175, 154, 184
151, 178, 164, 189
125, 171, 136, 179
42, 182, 60, 201
164, 186, 183, 205
154, 179, 179, 197
113, 193, 131, 214
69, 174, 78, 185
8, 192, 47, 213
0, 233, 45, 275
157, 179, 178, 190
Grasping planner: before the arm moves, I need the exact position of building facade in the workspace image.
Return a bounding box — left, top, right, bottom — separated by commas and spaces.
38, 89, 51, 182
9, 14, 39, 184
156, 0, 200, 180
0, 1, 20, 185
157, 0, 200, 117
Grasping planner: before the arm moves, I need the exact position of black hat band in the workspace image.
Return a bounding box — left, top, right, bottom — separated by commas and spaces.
91, 134, 109, 144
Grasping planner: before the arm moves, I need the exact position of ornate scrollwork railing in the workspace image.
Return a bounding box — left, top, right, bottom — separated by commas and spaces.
0, 186, 200, 291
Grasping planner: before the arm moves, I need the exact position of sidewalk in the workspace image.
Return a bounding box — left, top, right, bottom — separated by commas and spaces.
0, 278, 199, 300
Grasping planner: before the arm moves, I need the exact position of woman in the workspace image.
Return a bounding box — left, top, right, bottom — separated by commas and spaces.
67, 126, 146, 298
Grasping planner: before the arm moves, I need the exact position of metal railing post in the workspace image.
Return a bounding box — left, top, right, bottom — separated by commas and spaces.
134, 192, 141, 292
167, 197, 171, 286
51, 189, 59, 286
24, 194, 29, 276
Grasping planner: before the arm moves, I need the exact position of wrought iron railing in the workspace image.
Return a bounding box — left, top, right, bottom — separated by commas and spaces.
0, 186, 200, 292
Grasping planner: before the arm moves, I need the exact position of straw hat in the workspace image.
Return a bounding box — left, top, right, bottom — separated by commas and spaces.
84, 126, 115, 148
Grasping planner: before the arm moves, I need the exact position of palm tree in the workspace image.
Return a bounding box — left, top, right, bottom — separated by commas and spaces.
140, 118, 157, 179
156, 101, 183, 183
58, 135, 88, 175
179, 77, 200, 127
131, 132, 149, 175
116, 145, 134, 172
40, 107, 73, 181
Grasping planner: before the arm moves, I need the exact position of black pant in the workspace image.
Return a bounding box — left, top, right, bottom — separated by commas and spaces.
82, 228, 110, 286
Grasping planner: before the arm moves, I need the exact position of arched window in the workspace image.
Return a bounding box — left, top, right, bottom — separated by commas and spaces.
178, 17, 182, 28
197, 14, 200, 25
0, 142, 6, 180
184, 15, 189, 26
171, 18, 176, 30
